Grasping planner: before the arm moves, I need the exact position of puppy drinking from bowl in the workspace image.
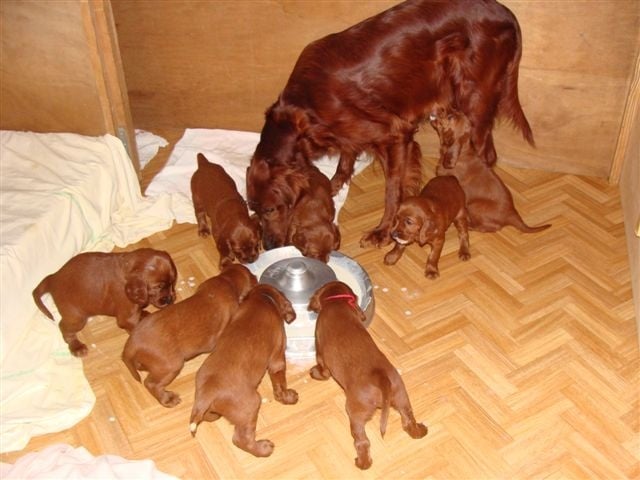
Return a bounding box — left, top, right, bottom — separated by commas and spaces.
189, 283, 298, 457
308, 281, 428, 470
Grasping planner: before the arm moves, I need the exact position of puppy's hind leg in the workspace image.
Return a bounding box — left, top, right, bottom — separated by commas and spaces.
268, 355, 298, 405
391, 382, 428, 439
345, 397, 375, 470
232, 392, 274, 457
144, 367, 182, 407
59, 317, 88, 357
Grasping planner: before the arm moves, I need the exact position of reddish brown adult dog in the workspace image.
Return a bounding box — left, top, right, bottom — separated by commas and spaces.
287, 165, 340, 262
191, 153, 261, 268
121, 264, 257, 407
189, 283, 297, 457
308, 281, 428, 469
384, 175, 470, 279
32, 248, 177, 357
432, 107, 551, 233
247, 0, 533, 249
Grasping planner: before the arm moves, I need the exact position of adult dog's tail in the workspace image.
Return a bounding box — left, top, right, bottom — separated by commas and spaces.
373, 368, 392, 438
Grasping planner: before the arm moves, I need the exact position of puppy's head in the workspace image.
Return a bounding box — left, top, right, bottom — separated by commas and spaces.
390, 198, 429, 246
246, 163, 309, 250
254, 284, 296, 324
429, 107, 471, 168
124, 249, 177, 308
226, 216, 262, 265
219, 263, 258, 301
290, 221, 340, 264
308, 281, 366, 322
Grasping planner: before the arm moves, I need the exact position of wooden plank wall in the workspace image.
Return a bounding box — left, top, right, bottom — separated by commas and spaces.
111, 0, 640, 179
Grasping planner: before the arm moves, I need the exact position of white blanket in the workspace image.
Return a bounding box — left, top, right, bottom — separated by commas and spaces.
1, 444, 177, 479
145, 128, 372, 222
0, 131, 176, 453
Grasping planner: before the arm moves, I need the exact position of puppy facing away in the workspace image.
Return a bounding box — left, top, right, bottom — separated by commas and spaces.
121, 264, 257, 407
308, 281, 428, 470
384, 175, 470, 279
287, 164, 341, 263
189, 283, 298, 457
32, 248, 177, 357
432, 107, 551, 233
191, 153, 261, 268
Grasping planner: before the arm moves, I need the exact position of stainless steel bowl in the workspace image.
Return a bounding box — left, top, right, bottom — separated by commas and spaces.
246, 246, 375, 360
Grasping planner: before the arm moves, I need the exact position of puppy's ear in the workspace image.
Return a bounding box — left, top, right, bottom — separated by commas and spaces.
250, 213, 262, 238
273, 289, 296, 324
418, 213, 432, 246
308, 287, 324, 313
125, 278, 148, 306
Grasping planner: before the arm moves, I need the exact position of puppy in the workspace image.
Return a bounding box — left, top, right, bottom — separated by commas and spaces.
287, 165, 340, 263
384, 175, 470, 279
432, 107, 551, 233
121, 264, 257, 407
308, 281, 428, 470
32, 248, 177, 357
189, 283, 298, 457
191, 153, 261, 268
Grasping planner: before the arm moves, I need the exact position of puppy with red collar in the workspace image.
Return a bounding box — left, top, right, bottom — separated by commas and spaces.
308, 281, 427, 469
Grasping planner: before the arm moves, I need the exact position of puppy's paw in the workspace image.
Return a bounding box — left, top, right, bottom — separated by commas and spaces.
278, 388, 299, 405
425, 267, 440, 279
69, 341, 89, 357
255, 439, 275, 457
310, 365, 330, 381
197, 226, 211, 237
355, 454, 372, 470
459, 250, 471, 261
160, 391, 181, 408
406, 422, 428, 439
383, 251, 400, 265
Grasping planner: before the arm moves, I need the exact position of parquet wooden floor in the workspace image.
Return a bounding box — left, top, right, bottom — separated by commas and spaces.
2, 145, 638, 479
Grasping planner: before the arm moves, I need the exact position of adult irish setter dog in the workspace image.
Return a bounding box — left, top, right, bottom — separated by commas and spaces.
246, 0, 533, 248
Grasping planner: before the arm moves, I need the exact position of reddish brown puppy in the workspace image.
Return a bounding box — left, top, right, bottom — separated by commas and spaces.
191, 153, 261, 268
384, 175, 470, 279
432, 107, 551, 233
32, 248, 177, 357
287, 165, 340, 263
189, 284, 297, 457
308, 281, 428, 470
121, 264, 257, 407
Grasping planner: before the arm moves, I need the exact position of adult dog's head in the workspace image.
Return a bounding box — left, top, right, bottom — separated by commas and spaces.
246, 161, 310, 250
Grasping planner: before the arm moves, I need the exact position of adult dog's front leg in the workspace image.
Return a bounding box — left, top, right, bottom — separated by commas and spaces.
360, 141, 421, 249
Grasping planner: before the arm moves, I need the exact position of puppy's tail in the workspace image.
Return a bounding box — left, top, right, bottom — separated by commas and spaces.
509, 212, 551, 234
189, 397, 211, 437
196, 152, 210, 169
374, 368, 392, 438
32, 276, 54, 320
121, 345, 142, 383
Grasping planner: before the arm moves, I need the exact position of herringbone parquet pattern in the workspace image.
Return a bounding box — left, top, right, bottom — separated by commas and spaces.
2, 153, 638, 479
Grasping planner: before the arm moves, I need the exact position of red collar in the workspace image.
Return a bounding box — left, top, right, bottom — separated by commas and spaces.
324, 293, 357, 308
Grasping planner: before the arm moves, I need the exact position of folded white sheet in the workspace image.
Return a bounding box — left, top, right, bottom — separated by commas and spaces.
0, 131, 177, 454
145, 128, 372, 224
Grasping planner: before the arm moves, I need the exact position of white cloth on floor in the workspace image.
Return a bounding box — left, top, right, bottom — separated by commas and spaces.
145, 128, 372, 224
